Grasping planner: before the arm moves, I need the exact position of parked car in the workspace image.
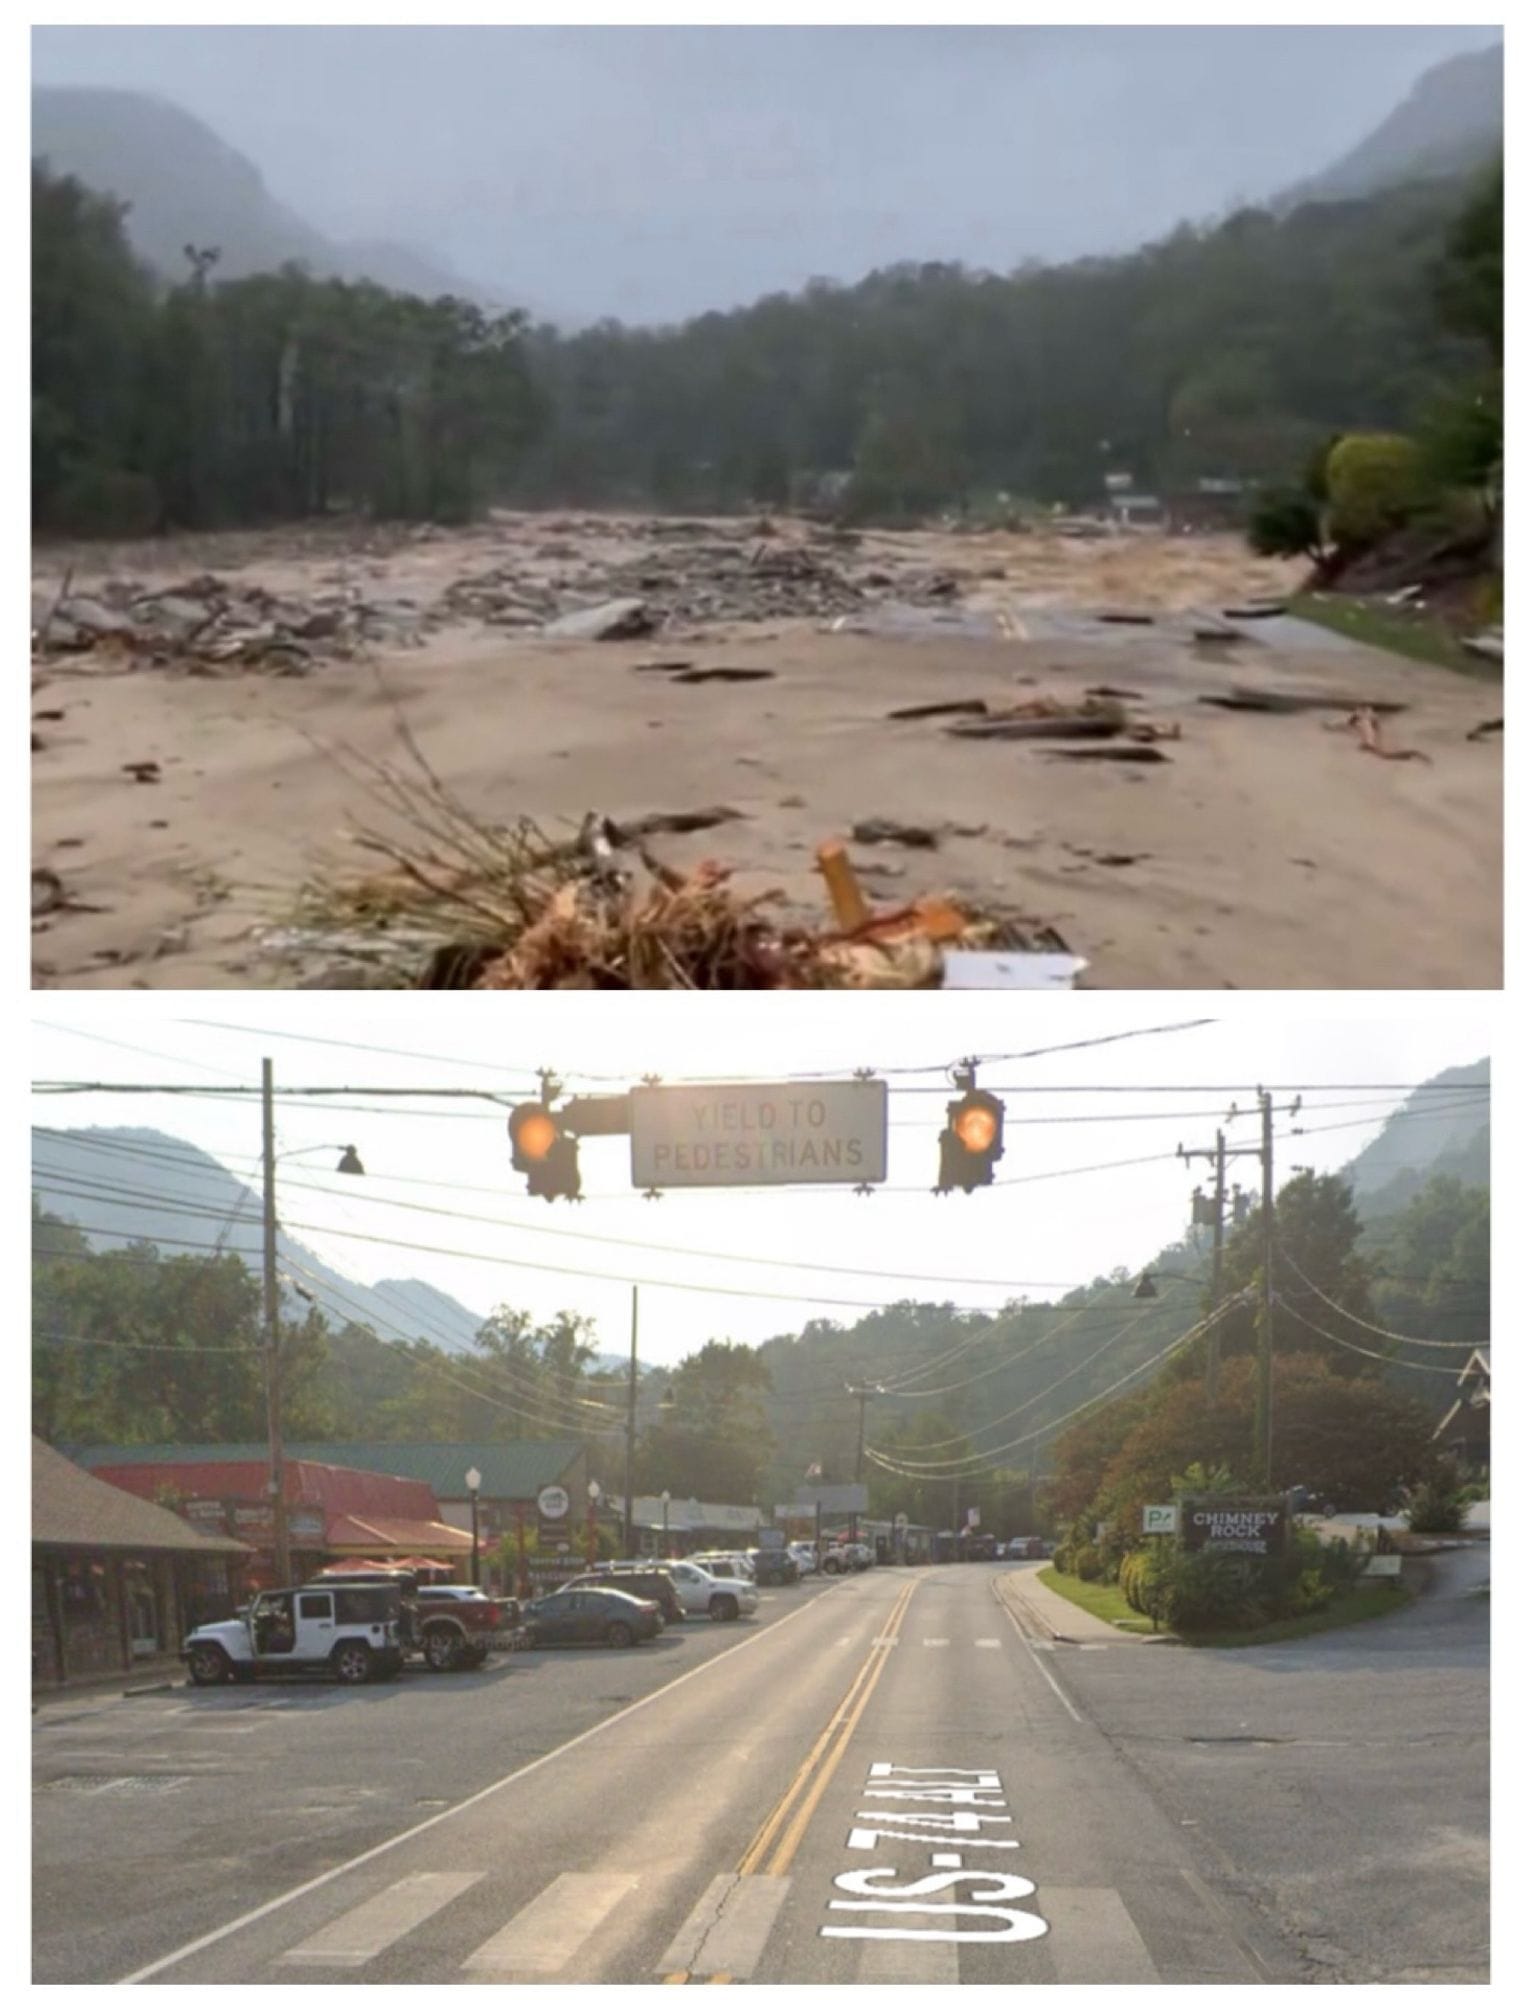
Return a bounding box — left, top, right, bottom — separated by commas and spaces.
184, 1583, 404, 1687
310, 1567, 520, 1671
572, 1565, 686, 1624
819, 1540, 873, 1575
521, 1585, 662, 1648
689, 1549, 756, 1578
663, 1559, 760, 1622
745, 1547, 801, 1585
787, 1541, 819, 1576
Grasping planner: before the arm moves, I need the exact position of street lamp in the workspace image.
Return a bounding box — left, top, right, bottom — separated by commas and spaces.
586, 1479, 602, 1568
661, 1490, 671, 1550
465, 1466, 481, 1588
1132, 1269, 1199, 1301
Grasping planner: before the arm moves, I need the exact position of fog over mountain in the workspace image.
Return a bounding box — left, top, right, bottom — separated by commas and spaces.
31, 23, 1500, 326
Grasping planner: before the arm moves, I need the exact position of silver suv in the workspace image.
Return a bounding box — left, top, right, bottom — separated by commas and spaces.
665, 1559, 760, 1622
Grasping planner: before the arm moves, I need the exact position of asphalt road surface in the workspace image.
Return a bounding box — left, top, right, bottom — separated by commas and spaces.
33, 1560, 1487, 1984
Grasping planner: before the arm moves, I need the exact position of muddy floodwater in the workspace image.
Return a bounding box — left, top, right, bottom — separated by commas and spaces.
31, 513, 1502, 989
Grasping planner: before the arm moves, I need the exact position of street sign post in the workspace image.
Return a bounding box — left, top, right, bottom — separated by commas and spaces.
630, 1080, 888, 1189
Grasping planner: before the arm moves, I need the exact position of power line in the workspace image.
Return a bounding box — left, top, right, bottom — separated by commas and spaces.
1275, 1250, 1484, 1351
869, 1301, 1161, 1460
1274, 1296, 1470, 1377
865, 1295, 1247, 1478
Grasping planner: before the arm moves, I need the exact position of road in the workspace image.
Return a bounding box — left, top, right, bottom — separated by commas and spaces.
33, 1561, 1487, 1983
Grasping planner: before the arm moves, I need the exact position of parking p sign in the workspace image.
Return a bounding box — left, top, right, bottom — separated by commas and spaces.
1142, 1503, 1179, 1536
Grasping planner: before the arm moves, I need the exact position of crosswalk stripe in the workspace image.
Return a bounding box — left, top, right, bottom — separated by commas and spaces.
975, 1637, 1002, 1648
462, 1872, 638, 1975
281, 1872, 482, 1966
1037, 1887, 1160, 1982
922, 1638, 950, 1648
870, 1636, 900, 1649
657, 1874, 793, 1979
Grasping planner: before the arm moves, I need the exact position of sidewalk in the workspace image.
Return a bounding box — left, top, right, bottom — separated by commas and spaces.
33, 1662, 186, 1713
994, 1563, 1162, 1645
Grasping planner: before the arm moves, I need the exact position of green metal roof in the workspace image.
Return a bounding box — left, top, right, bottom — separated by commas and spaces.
67, 1439, 586, 1501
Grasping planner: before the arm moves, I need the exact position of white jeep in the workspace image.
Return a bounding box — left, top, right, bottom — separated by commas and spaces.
183, 1584, 405, 1687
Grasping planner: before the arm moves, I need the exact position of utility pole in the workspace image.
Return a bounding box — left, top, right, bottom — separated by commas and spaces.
1180, 1090, 1298, 1478
624, 1286, 639, 1558
1256, 1089, 1276, 1491
1180, 1130, 1229, 1399
261, 1060, 290, 1588
847, 1384, 874, 1545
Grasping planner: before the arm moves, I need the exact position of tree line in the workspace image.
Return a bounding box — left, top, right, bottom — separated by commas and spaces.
32, 162, 543, 536
34, 1163, 1485, 1530
34, 153, 1499, 538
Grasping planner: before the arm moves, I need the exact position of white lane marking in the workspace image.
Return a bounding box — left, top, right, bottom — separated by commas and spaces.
656, 1873, 793, 1978
974, 1638, 1001, 1648
463, 1872, 637, 1976
1037, 1886, 1160, 1981
116, 1586, 825, 1984
870, 1636, 900, 1649
992, 1589, 1083, 1723
280, 1872, 482, 1966
922, 1638, 950, 1648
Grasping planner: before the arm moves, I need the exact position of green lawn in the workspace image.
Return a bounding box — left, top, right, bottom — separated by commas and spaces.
1178, 1582, 1413, 1649
1039, 1564, 1414, 1647
1037, 1566, 1157, 1633
1289, 592, 1495, 677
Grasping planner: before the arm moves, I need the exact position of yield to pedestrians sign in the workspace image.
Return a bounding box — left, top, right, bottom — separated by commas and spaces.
630, 1080, 887, 1187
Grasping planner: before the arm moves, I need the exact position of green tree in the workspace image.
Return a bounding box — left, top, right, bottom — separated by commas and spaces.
636, 1340, 774, 1505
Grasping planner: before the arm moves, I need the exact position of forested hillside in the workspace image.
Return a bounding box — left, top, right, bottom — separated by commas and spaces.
33, 66, 1500, 536
34, 1066, 1487, 1534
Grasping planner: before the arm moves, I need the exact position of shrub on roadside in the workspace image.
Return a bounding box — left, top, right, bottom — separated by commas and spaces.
1325, 433, 1425, 550
1248, 486, 1324, 561
1406, 1457, 1468, 1533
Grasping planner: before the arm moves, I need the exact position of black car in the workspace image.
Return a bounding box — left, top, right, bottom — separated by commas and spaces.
745, 1548, 800, 1585
569, 1566, 686, 1624
521, 1586, 662, 1649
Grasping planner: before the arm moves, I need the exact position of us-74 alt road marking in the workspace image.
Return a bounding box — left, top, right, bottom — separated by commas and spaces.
820, 1763, 1048, 1944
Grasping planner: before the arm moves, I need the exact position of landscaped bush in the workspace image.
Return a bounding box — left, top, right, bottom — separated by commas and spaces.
1325, 432, 1426, 550
1071, 1541, 1106, 1583
1407, 1457, 1468, 1532
1152, 1548, 1263, 1632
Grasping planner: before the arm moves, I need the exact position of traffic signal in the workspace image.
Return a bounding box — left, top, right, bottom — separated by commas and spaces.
508, 1101, 582, 1201
935, 1085, 1005, 1194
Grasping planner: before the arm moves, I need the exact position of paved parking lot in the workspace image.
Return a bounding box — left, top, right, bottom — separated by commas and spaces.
33, 1577, 839, 1982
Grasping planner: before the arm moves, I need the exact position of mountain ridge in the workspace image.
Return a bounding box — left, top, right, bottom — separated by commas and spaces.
1277, 42, 1501, 211
31, 84, 507, 309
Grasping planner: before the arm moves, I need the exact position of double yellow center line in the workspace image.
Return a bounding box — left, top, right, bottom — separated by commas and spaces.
662, 1578, 919, 1982
738, 1575, 918, 1877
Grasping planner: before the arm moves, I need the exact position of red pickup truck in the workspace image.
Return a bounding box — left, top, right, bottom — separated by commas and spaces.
310, 1569, 524, 1672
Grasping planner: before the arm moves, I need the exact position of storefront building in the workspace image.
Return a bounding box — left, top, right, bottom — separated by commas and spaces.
33, 1438, 252, 1691
71, 1448, 476, 1586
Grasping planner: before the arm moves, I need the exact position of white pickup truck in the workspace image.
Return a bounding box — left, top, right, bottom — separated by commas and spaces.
182, 1583, 405, 1686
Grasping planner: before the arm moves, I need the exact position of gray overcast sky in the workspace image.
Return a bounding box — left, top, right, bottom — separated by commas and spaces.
30, 999, 1490, 1370
30, 23, 1502, 323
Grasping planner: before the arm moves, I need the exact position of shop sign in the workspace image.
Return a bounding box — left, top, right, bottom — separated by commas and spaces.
1180, 1495, 1288, 1556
